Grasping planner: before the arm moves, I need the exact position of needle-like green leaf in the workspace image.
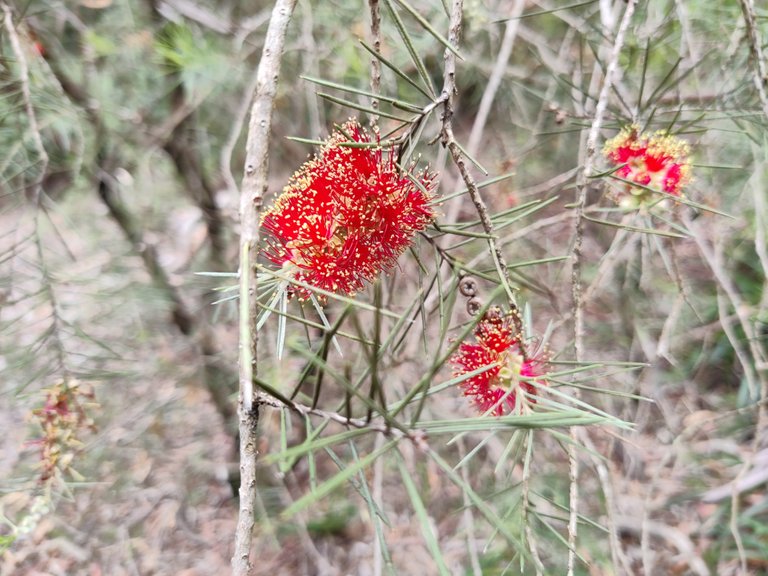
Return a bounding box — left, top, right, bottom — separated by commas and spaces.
397, 456, 451, 576
281, 440, 397, 519
392, 0, 462, 59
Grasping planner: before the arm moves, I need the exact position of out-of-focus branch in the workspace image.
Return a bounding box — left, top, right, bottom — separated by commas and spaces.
3, 4, 74, 391
571, 0, 637, 363
97, 166, 196, 335
31, 18, 238, 434
3, 3, 48, 203
162, 84, 228, 267
368, 0, 381, 125
684, 211, 768, 575
145, 0, 228, 268
439, 0, 518, 310
37, 31, 196, 333
738, 0, 768, 119
464, 0, 524, 157
297, 0, 323, 138
221, 60, 263, 197
568, 2, 637, 574
233, 1, 296, 574
157, 0, 233, 34
684, 213, 767, 429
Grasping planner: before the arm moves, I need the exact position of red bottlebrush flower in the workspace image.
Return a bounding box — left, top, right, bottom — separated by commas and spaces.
29, 380, 95, 483
603, 125, 692, 208
261, 120, 436, 298
450, 309, 548, 416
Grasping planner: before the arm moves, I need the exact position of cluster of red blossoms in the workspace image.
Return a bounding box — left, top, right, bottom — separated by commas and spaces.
603, 125, 691, 208
261, 120, 436, 298
451, 309, 549, 416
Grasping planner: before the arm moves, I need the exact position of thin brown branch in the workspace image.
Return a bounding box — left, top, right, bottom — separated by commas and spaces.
159, 0, 234, 34
233, 1, 296, 574
439, 0, 517, 310
577, 427, 633, 575
443, 0, 524, 226
164, 133, 228, 266
257, 392, 424, 443
98, 169, 196, 334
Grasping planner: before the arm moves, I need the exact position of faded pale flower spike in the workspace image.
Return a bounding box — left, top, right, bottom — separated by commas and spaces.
603, 125, 692, 208
261, 119, 436, 299
450, 308, 549, 416
29, 379, 95, 483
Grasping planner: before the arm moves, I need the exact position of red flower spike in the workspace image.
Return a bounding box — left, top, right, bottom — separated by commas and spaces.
261, 120, 436, 299
29, 380, 95, 483
450, 310, 548, 416
603, 125, 692, 208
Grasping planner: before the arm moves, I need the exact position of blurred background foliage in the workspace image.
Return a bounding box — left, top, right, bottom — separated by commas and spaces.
1, 0, 767, 574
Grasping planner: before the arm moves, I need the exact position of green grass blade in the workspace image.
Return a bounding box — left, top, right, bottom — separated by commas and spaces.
194, 270, 238, 277
507, 255, 569, 269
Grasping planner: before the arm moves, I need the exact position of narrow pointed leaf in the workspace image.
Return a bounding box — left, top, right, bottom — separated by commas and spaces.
360, 40, 434, 100
382, 0, 436, 98
392, 0, 463, 59
281, 440, 397, 519
397, 457, 451, 575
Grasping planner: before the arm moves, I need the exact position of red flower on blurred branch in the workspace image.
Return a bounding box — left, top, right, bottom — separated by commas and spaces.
603, 125, 691, 208
451, 309, 548, 416
261, 120, 436, 298
29, 380, 95, 483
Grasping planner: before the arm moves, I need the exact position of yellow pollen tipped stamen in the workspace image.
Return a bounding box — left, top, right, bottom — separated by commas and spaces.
497, 350, 524, 390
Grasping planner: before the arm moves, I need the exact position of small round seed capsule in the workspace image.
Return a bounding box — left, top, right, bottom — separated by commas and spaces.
466, 297, 482, 316
459, 276, 478, 297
